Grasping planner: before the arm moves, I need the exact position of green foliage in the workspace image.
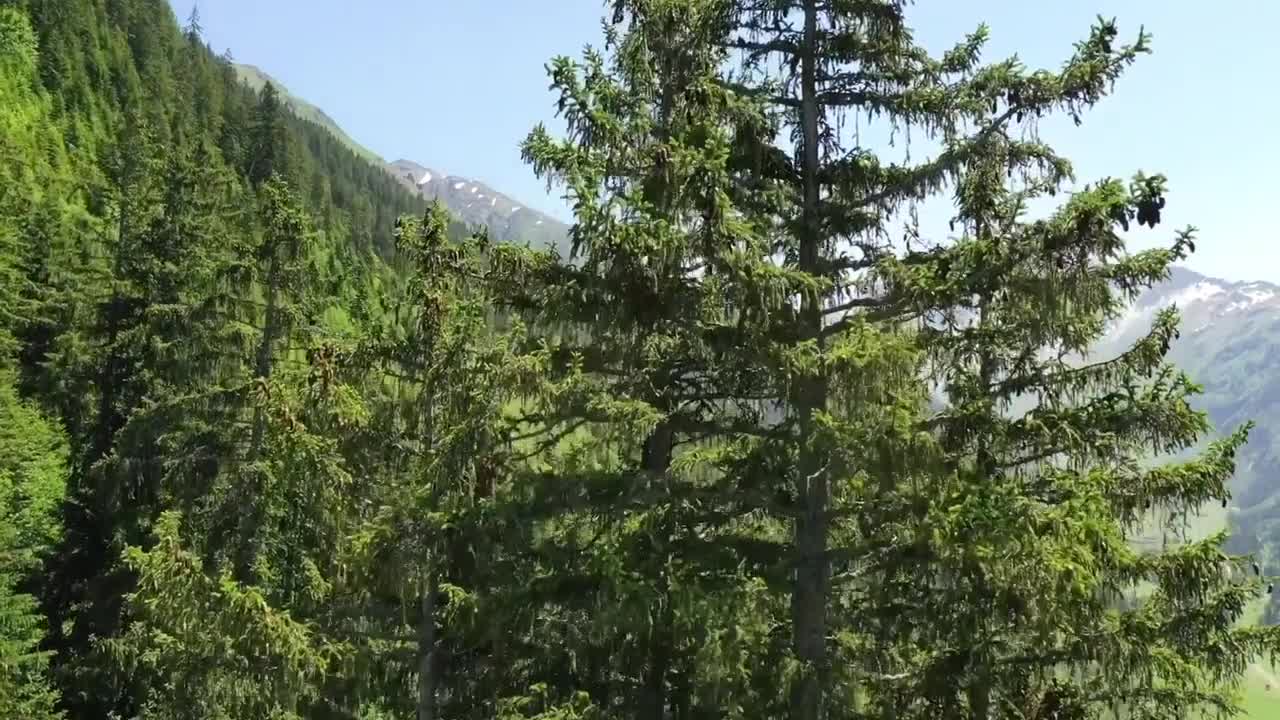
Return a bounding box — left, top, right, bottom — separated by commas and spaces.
0, 7, 36, 66
0, 19, 71, 712
332, 203, 531, 718
505, 2, 800, 714
0, 0, 423, 715
0, 373, 67, 719
0, 375, 65, 563
233, 63, 384, 165
108, 512, 331, 720
248, 84, 290, 187
2, 0, 1276, 719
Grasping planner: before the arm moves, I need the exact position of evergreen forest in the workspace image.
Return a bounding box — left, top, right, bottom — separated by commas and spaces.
2, 0, 1278, 718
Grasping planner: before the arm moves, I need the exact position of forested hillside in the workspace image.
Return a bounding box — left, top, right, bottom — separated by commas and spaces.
233, 62, 385, 165
230, 66, 574, 253
0, 0, 427, 715
4, 0, 1280, 719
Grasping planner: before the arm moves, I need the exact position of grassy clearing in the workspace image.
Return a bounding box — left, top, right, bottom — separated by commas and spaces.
1239, 663, 1280, 718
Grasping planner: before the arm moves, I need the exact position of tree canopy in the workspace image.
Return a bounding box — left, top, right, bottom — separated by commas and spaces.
0, 0, 1275, 719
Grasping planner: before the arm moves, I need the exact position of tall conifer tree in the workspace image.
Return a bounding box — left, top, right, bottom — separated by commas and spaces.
511, 0, 806, 714
863, 127, 1273, 720
522, 1, 1280, 718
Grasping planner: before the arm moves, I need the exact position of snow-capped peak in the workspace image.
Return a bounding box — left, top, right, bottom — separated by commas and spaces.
1168, 280, 1225, 308
1106, 267, 1280, 346
386, 158, 570, 253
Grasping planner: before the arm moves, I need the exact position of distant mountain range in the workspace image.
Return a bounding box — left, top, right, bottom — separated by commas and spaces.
1104, 267, 1279, 353
232, 64, 571, 254
386, 160, 570, 254
1096, 267, 1280, 565
1102, 266, 1280, 500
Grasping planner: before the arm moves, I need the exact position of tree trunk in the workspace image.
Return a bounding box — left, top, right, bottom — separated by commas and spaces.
967, 312, 996, 720
237, 249, 282, 583
792, 3, 829, 720
418, 569, 440, 720
643, 577, 673, 720
641, 421, 674, 720
249, 251, 281, 458
638, 39, 679, 710
672, 663, 692, 720
93, 196, 133, 470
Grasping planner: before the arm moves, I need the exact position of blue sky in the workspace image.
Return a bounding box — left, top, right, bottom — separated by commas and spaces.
172, 1, 1279, 282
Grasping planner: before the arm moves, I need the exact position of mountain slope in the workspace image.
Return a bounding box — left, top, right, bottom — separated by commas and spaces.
387, 159, 571, 254
232, 66, 571, 254
234, 63, 384, 164
1102, 267, 1280, 581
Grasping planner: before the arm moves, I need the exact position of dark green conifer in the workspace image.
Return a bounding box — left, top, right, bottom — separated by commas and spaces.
247, 83, 290, 187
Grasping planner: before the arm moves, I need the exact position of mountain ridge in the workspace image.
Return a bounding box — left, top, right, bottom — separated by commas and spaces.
232, 63, 571, 253
233, 63, 385, 165
1103, 266, 1279, 352
386, 159, 571, 254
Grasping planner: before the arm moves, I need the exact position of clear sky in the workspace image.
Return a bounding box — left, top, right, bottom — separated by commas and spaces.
172, 0, 1279, 282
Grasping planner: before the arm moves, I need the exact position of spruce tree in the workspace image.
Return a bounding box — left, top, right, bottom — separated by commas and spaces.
105, 512, 331, 720
690, 3, 1280, 718
523, 1, 1280, 718
509, 0, 794, 714
330, 203, 523, 720
0, 377, 67, 720
861, 133, 1274, 719
678, 4, 1204, 718
248, 82, 290, 187
38, 106, 173, 719
158, 173, 327, 585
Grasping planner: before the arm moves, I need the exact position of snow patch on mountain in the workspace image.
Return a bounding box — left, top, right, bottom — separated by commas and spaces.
385, 158, 570, 253
1104, 268, 1280, 348
1170, 281, 1225, 307
1227, 289, 1274, 313
1243, 287, 1274, 304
